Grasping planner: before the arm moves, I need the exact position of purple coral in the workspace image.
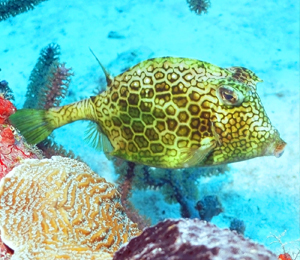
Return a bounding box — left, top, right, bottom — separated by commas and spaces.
113, 218, 277, 260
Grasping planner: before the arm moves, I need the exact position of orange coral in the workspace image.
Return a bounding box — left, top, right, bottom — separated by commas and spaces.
278, 253, 292, 260
0, 156, 140, 260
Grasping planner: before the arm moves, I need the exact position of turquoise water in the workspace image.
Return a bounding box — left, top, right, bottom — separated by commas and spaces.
1, 0, 299, 257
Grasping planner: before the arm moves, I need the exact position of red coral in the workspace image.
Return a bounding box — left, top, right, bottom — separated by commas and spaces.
0, 96, 15, 124
0, 96, 42, 179
1, 127, 14, 145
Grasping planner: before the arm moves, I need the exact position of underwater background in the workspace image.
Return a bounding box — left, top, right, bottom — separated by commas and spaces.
0, 0, 299, 257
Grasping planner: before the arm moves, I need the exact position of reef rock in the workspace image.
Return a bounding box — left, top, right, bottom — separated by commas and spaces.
0, 156, 140, 260
113, 218, 277, 260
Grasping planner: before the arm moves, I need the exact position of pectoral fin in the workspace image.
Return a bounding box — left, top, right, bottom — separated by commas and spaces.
84, 121, 113, 154
178, 137, 217, 168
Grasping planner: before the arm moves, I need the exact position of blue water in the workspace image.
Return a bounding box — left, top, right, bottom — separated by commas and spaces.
1, 0, 299, 257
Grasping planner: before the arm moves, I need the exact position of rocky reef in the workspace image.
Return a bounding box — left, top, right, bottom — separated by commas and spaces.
113, 218, 277, 260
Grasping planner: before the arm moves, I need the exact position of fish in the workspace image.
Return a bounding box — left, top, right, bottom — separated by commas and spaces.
9, 57, 286, 168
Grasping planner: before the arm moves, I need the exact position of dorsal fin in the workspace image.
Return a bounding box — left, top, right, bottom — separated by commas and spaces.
89, 48, 113, 86
227, 66, 263, 90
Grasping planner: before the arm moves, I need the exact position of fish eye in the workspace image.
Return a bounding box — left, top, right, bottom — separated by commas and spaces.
216, 86, 244, 106
221, 89, 236, 102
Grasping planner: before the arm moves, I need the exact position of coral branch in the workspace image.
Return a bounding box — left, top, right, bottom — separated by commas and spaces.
268, 231, 300, 260
186, 0, 211, 15
115, 159, 228, 219
37, 138, 79, 160
0, 79, 14, 101
0, 0, 48, 21
117, 160, 150, 230
21, 44, 76, 159
23, 43, 73, 109
42, 62, 73, 109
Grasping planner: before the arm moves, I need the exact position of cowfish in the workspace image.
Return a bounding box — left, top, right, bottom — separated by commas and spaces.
9, 57, 286, 168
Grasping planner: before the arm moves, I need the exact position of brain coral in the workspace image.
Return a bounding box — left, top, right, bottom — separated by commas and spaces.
0, 156, 140, 260
113, 218, 277, 260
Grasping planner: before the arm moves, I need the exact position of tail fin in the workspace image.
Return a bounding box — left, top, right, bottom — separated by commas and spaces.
9, 109, 55, 144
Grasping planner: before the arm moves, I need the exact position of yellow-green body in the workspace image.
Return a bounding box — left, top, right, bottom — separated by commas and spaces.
10, 57, 286, 168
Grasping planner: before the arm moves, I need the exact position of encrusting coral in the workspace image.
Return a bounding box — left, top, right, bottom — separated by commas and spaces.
0, 156, 140, 260
113, 218, 277, 260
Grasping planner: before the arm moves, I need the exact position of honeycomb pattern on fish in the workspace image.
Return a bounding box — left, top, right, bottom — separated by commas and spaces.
9, 57, 286, 169
91, 57, 284, 168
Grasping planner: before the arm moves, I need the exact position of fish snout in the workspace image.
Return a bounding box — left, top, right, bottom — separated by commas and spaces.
273, 139, 286, 158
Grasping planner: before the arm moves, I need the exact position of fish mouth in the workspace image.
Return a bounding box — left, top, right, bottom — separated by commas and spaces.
273, 139, 286, 158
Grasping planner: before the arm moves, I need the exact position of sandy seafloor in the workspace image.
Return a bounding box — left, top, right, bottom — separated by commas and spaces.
0, 0, 299, 257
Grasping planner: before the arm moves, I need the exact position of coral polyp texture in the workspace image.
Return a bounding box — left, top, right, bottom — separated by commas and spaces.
0, 156, 140, 260
113, 218, 277, 260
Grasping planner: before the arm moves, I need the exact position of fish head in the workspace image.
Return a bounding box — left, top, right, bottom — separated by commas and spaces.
203, 68, 286, 165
